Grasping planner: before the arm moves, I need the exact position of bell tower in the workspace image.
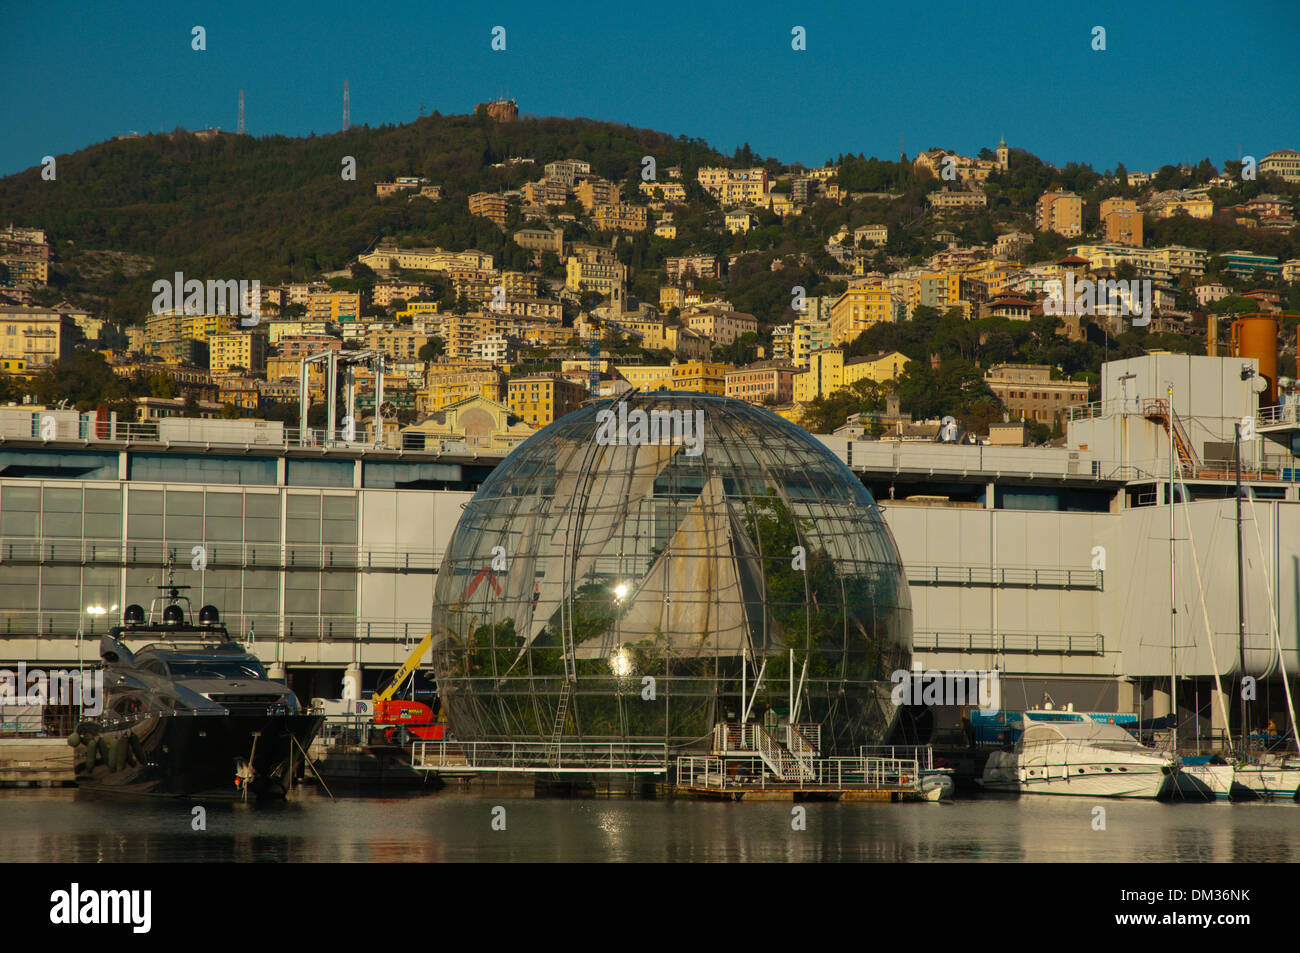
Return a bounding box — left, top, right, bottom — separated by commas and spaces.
997, 135, 1009, 172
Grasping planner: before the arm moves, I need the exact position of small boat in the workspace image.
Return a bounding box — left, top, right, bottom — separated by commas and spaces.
978, 720, 1177, 798
920, 767, 955, 800
71, 567, 322, 799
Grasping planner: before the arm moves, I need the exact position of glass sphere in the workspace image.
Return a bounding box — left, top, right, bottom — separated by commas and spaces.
430, 392, 912, 754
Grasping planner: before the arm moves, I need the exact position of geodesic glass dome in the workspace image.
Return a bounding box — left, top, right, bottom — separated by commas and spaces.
429, 393, 912, 754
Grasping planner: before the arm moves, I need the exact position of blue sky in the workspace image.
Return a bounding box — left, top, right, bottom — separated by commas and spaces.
4, 0, 1298, 178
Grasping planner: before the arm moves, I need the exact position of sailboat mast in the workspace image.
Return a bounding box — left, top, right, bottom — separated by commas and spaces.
1168, 384, 1177, 751
1235, 423, 1247, 759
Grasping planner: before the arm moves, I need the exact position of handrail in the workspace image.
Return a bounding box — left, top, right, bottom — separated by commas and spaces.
0, 537, 446, 571
906, 564, 1102, 589
912, 630, 1104, 655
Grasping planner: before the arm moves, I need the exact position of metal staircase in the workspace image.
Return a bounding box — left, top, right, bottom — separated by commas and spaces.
755, 725, 816, 781
1143, 398, 1200, 474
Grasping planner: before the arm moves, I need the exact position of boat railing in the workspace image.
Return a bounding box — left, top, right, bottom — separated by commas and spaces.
860, 744, 935, 771
411, 739, 671, 774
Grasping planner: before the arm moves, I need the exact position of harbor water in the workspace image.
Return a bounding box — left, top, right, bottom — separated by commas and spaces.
4, 787, 1300, 863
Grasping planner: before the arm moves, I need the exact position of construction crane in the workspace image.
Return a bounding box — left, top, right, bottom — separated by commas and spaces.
370, 565, 502, 744
588, 317, 601, 397
370, 632, 445, 745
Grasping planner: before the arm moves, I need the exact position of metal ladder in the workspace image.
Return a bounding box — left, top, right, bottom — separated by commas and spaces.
547, 681, 573, 767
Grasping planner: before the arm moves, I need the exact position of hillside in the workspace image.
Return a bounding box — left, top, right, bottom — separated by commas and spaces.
0, 112, 728, 319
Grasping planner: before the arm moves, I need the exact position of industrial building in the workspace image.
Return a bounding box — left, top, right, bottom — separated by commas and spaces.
2, 332, 1300, 746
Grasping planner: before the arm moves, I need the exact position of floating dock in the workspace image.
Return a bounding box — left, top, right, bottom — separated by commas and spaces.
0, 738, 75, 786
408, 723, 947, 801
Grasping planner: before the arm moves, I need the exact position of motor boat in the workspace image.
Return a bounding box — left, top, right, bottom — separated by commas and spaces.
978, 720, 1177, 798
71, 572, 322, 799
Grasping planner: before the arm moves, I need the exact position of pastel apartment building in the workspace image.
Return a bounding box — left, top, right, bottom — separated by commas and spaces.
507, 374, 587, 428
468, 192, 509, 226
697, 168, 769, 205
543, 159, 592, 188
1035, 191, 1084, 237
307, 291, 365, 323
0, 306, 79, 369
830, 284, 895, 345
983, 364, 1090, 425
665, 255, 723, 283
683, 307, 758, 346
359, 246, 494, 273
575, 178, 620, 210
592, 203, 648, 233
0, 226, 51, 286
1260, 149, 1300, 183
207, 330, 267, 376
724, 363, 797, 404
1100, 197, 1143, 246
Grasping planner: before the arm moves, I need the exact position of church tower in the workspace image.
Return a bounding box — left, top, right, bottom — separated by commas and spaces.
997, 135, 1009, 172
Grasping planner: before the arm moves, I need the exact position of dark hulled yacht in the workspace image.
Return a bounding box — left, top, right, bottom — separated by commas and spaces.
71, 570, 322, 799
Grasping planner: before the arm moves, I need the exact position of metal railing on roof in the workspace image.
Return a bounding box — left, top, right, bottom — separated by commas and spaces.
905, 564, 1102, 590
0, 538, 446, 571
912, 630, 1105, 655
5, 418, 513, 457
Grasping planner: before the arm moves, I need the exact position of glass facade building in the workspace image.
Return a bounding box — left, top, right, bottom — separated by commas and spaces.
430, 393, 913, 754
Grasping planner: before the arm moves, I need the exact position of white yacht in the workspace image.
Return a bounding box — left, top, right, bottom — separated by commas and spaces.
979, 720, 1177, 798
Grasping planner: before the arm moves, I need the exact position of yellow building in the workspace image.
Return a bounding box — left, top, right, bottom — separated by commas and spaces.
419, 363, 506, 414
671, 360, 732, 395
725, 211, 754, 234
365, 326, 428, 362
829, 285, 894, 345
145, 311, 240, 343
696, 168, 769, 205
403, 395, 536, 452
640, 181, 688, 203
468, 192, 508, 225
359, 246, 494, 273
1100, 197, 1143, 246
0, 306, 80, 370
507, 374, 588, 428
307, 291, 364, 323
266, 355, 327, 403
208, 331, 267, 375
565, 255, 627, 299
793, 348, 909, 402
592, 204, 648, 233
1035, 191, 1084, 237
575, 178, 620, 210
217, 377, 261, 411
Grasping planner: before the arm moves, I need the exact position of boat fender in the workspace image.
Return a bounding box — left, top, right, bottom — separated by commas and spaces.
128, 733, 145, 767
83, 737, 104, 773
108, 737, 127, 772
67, 733, 80, 748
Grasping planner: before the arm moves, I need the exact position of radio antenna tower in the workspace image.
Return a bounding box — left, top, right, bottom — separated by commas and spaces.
238, 89, 245, 135
343, 80, 350, 132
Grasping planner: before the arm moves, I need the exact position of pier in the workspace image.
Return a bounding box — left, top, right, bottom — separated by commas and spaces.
407, 723, 943, 801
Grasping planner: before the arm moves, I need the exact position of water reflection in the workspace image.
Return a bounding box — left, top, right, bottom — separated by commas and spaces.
1, 789, 1299, 862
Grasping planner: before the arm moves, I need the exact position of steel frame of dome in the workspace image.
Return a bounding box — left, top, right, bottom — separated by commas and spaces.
429, 391, 912, 756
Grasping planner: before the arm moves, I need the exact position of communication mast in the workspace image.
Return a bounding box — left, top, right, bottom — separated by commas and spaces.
237, 89, 245, 135
342, 80, 350, 132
